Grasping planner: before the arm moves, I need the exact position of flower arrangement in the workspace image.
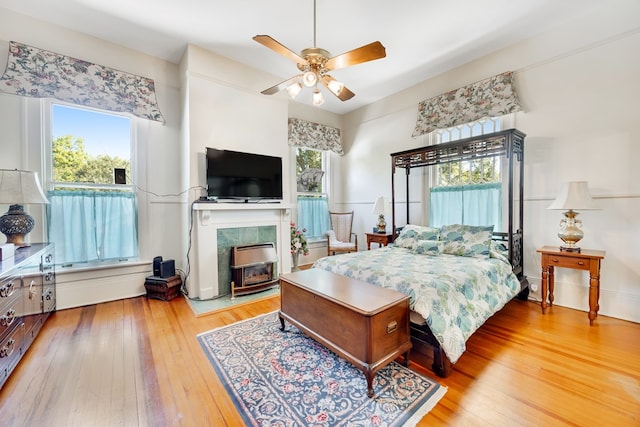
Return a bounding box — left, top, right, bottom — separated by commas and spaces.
290, 222, 309, 256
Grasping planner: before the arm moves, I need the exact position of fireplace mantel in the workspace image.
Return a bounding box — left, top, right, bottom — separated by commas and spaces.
193, 202, 293, 211
189, 202, 292, 299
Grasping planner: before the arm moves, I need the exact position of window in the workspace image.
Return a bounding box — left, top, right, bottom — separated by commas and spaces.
47, 102, 138, 266
295, 147, 330, 239
429, 118, 503, 228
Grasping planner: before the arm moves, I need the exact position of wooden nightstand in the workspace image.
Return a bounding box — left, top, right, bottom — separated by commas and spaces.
365, 232, 393, 250
536, 246, 605, 325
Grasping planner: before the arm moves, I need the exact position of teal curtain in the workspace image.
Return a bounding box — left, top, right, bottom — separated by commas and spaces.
297, 195, 330, 239
429, 183, 502, 228
46, 190, 138, 265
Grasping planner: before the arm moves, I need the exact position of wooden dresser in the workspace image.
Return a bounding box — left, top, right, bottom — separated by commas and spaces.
279, 269, 411, 397
0, 243, 55, 388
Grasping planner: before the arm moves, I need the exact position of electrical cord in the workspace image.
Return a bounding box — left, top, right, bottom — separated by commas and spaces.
126, 171, 205, 298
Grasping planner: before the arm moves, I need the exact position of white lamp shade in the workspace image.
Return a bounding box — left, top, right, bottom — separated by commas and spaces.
327, 79, 344, 96
547, 181, 598, 210
303, 71, 318, 87
372, 196, 386, 215
312, 88, 324, 106
286, 82, 302, 99
0, 169, 50, 205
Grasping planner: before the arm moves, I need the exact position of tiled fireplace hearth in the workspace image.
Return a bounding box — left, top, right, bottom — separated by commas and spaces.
190, 203, 292, 299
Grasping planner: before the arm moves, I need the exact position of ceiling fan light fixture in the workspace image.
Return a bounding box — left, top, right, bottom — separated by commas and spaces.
303, 71, 318, 87
286, 82, 303, 99
327, 79, 344, 96
312, 88, 324, 106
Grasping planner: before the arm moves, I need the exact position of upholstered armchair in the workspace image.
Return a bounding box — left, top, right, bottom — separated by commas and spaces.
327, 211, 358, 255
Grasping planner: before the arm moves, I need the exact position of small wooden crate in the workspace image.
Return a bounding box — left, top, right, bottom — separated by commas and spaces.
145, 274, 182, 301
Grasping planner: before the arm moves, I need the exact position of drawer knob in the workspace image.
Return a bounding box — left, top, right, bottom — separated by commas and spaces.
578, 261, 584, 265
386, 320, 398, 334
0, 338, 16, 358
0, 281, 16, 298
0, 309, 16, 327
551, 258, 559, 263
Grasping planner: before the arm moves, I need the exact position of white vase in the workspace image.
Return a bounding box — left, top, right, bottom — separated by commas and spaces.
292, 252, 299, 271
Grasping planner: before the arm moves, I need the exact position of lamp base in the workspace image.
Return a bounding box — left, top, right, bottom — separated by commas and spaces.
0, 204, 35, 248
557, 209, 583, 253
376, 214, 386, 234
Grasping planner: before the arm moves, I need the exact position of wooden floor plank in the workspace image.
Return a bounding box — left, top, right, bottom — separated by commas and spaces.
1, 295, 639, 426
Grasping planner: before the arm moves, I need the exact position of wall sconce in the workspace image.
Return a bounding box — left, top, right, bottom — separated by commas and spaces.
372, 196, 386, 233
547, 181, 599, 252
0, 169, 50, 248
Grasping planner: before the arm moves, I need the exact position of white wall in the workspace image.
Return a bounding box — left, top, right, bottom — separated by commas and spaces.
0, 9, 182, 309
339, 1, 640, 323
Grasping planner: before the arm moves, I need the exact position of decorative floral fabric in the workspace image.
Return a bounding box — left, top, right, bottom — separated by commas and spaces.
412, 71, 523, 137
313, 246, 520, 363
440, 224, 494, 259
393, 224, 441, 249
288, 117, 343, 155
0, 41, 165, 123
412, 239, 443, 256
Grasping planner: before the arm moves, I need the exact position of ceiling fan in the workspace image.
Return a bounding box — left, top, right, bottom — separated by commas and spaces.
253, 0, 386, 106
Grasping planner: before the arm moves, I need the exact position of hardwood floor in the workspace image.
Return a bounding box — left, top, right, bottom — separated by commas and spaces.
1, 295, 638, 426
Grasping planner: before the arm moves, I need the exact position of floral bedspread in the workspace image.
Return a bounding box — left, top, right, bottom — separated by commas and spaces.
312, 247, 520, 363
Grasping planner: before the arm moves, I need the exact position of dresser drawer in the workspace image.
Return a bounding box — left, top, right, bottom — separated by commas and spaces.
0, 322, 24, 381
0, 292, 21, 338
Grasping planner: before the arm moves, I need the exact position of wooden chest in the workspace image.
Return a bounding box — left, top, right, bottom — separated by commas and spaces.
279, 269, 412, 398
144, 275, 182, 301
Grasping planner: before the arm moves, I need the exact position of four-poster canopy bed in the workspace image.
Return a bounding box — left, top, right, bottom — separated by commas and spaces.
314, 128, 529, 377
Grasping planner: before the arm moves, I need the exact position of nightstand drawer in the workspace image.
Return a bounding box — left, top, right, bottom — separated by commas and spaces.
546, 255, 590, 270
369, 235, 387, 244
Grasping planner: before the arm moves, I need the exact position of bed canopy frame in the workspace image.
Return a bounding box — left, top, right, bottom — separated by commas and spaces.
390, 128, 529, 376
390, 128, 527, 287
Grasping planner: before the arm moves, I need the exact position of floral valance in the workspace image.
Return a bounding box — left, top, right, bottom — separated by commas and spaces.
411, 71, 522, 137
288, 117, 343, 155
0, 41, 165, 123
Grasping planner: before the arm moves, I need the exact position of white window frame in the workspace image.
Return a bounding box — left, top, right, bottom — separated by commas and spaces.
44, 99, 143, 267
294, 147, 331, 241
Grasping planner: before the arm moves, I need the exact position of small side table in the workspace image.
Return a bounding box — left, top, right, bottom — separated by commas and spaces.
366, 232, 393, 250
536, 246, 605, 325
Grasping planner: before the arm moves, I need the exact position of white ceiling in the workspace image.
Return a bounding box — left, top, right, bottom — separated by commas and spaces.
0, 0, 604, 115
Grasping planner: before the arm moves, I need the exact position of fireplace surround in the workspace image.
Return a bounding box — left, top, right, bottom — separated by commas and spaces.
190, 203, 292, 300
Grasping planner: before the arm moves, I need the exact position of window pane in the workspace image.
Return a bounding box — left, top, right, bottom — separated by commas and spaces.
48, 103, 137, 265
52, 104, 131, 186
296, 148, 324, 193
430, 118, 502, 228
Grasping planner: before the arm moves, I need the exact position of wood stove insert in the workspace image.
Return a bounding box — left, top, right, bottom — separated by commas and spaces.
230, 242, 279, 298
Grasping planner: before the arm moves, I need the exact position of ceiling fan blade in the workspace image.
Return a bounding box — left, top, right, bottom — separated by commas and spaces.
321, 75, 355, 101
261, 75, 303, 95
253, 35, 309, 65
325, 41, 386, 71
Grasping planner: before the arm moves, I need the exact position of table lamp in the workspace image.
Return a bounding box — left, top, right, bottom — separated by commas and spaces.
547, 181, 598, 252
0, 169, 50, 248
372, 196, 386, 233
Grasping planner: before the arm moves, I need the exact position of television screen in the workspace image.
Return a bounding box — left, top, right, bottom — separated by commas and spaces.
206, 148, 283, 201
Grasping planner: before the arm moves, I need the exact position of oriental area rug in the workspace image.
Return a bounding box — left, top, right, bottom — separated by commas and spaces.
197, 311, 446, 426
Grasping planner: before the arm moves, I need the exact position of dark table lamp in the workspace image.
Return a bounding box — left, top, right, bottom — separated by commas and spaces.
0, 169, 50, 248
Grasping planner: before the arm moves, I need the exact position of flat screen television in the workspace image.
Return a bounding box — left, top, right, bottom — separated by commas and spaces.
206, 148, 283, 201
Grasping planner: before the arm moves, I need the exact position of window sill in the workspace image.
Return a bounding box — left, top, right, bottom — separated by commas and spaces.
57, 259, 148, 274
